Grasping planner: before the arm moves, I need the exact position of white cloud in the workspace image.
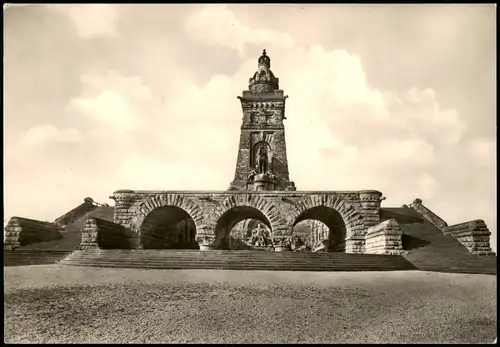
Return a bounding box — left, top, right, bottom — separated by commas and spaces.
50, 4, 119, 39
185, 5, 293, 55
65, 72, 151, 132
67, 91, 140, 131
469, 138, 495, 165
5, 124, 83, 159
116, 155, 228, 190
20, 124, 82, 147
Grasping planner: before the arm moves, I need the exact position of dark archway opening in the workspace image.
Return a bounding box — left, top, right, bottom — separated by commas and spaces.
140, 206, 198, 250
215, 206, 272, 250
292, 206, 347, 252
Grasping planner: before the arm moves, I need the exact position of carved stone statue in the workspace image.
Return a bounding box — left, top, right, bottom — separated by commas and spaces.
247, 169, 257, 183
249, 223, 271, 247
245, 169, 257, 189
256, 147, 268, 174
267, 171, 278, 185
256, 64, 271, 82
291, 236, 304, 251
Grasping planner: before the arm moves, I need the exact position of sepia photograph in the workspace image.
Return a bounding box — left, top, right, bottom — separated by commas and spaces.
3, 3, 496, 343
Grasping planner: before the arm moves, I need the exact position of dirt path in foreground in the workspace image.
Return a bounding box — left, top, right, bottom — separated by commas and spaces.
4, 266, 497, 343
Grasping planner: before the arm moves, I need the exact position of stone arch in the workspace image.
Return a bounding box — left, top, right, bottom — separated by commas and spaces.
207, 194, 282, 233
287, 194, 365, 238
135, 194, 205, 234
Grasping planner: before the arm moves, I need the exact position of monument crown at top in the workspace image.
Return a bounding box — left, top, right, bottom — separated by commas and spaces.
249, 49, 280, 93
258, 49, 271, 68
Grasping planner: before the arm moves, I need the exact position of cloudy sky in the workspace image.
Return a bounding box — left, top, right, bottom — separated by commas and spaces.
4, 4, 496, 249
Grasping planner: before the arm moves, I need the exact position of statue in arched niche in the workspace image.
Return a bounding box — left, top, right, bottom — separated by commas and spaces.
256, 146, 269, 174
254, 139, 274, 175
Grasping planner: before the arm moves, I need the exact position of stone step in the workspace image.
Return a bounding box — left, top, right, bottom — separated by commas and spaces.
62, 264, 491, 274
60, 255, 411, 264
67, 250, 407, 259
404, 261, 496, 266
62, 257, 412, 267
61, 257, 411, 265
4, 250, 74, 266
60, 259, 412, 269
63, 252, 406, 260
60, 263, 413, 272
60, 266, 407, 272
59, 250, 416, 272
58, 262, 496, 274
4, 250, 72, 254
399, 221, 495, 275
59, 259, 413, 271
64, 256, 488, 268
59, 259, 493, 273
408, 266, 496, 275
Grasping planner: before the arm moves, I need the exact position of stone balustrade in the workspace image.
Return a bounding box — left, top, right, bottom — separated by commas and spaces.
442, 220, 495, 256
364, 219, 404, 255
409, 198, 448, 231
53, 199, 97, 227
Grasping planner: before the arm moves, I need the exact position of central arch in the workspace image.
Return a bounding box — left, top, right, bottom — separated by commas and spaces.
207, 194, 282, 249
215, 206, 272, 249
207, 194, 282, 232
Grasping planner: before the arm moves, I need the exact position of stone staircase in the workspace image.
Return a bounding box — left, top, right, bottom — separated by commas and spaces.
4, 205, 115, 267
4, 250, 73, 267
401, 221, 497, 275
58, 249, 416, 272
19, 206, 115, 252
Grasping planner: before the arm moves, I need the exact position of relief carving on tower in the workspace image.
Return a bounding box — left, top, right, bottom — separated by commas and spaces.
243, 102, 283, 127
250, 109, 275, 126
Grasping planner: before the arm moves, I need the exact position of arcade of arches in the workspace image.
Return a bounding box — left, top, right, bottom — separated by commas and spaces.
113, 189, 386, 254
139, 204, 348, 252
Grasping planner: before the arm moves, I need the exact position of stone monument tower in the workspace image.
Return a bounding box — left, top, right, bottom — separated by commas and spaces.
229, 50, 296, 191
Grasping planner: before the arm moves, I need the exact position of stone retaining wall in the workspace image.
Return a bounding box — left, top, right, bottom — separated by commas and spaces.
364, 219, 404, 255
79, 218, 136, 250
443, 220, 495, 256
4, 217, 63, 250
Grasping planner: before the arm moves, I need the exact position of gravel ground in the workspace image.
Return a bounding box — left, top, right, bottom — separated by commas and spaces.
4, 265, 497, 344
